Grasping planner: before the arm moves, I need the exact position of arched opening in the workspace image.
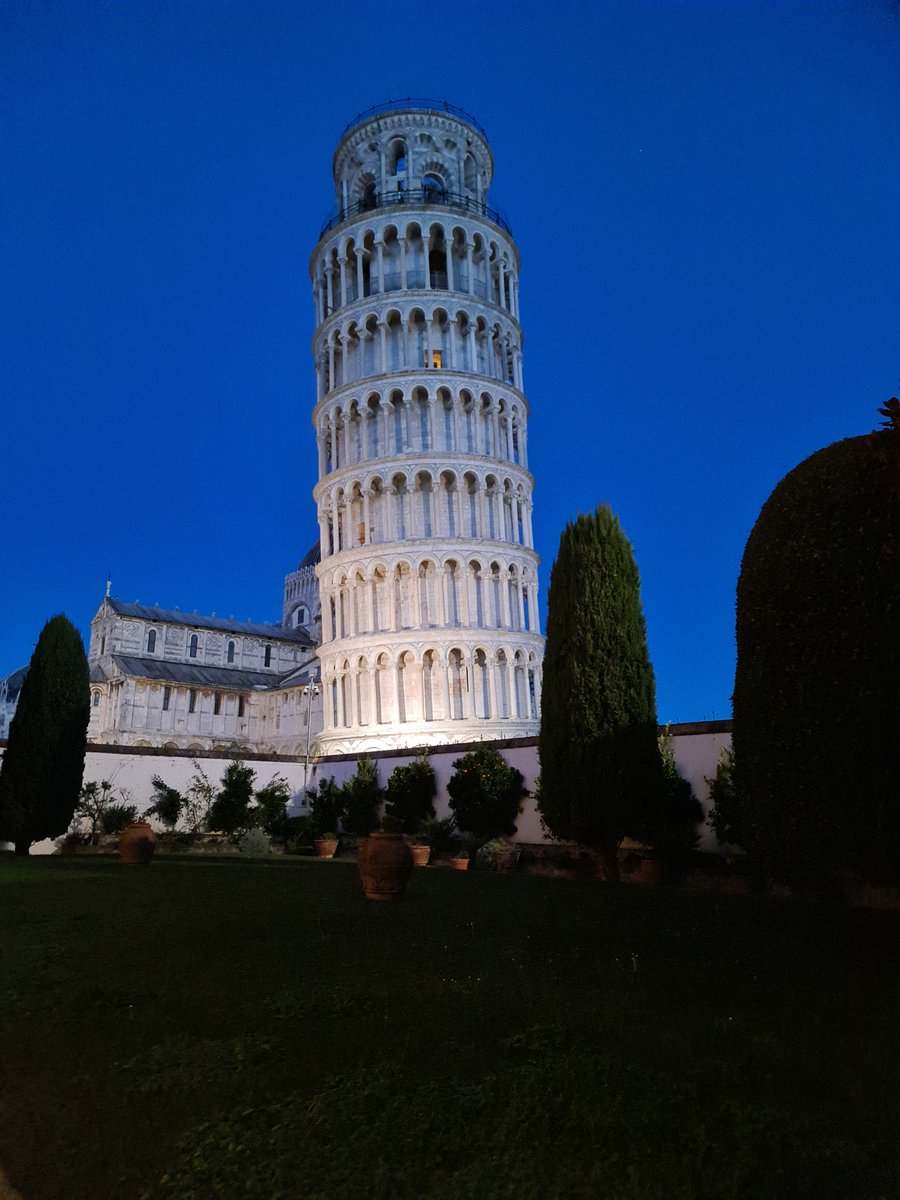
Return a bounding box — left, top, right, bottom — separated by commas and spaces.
449, 649, 464, 719
422, 172, 446, 204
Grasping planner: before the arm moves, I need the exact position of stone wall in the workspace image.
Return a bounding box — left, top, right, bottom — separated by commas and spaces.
0, 721, 731, 854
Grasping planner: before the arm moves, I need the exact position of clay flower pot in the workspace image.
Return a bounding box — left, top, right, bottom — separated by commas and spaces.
314, 837, 339, 859
119, 820, 158, 866
410, 844, 431, 867
357, 830, 413, 901
447, 855, 470, 872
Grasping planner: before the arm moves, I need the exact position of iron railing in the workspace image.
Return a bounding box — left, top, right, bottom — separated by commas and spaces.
339, 98, 488, 141
319, 187, 512, 239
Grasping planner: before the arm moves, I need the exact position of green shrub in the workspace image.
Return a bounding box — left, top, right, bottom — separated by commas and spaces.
237, 828, 270, 857
306, 777, 343, 837
253, 776, 291, 836
706, 747, 738, 845
733, 408, 900, 885
385, 751, 437, 833
447, 746, 525, 841
340, 756, 383, 836
145, 776, 184, 831
101, 803, 139, 834
207, 761, 257, 838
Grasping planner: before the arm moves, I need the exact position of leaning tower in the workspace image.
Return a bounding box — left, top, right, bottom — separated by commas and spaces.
311, 100, 543, 753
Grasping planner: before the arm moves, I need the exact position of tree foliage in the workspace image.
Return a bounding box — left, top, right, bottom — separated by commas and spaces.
340, 756, 383, 836
385, 751, 437, 834
537, 506, 664, 880
0, 614, 90, 854
705, 747, 739, 846
447, 746, 525, 841
306, 777, 343, 837
146, 776, 185, 831
207, 760, 257, 838
254, 776, 292, 836
733, 410, 900, 885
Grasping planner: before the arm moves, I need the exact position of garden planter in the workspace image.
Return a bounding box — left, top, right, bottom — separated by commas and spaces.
493, 847, 520, 874
447, 855, 470, 872
410, 844, 431, 867
314, 837, 339, 859
637, 857, 664, 886
357, 830, 413, 900
118, 820, 158, 866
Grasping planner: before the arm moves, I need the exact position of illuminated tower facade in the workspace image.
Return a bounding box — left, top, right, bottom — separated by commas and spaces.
311, 100, 543, 752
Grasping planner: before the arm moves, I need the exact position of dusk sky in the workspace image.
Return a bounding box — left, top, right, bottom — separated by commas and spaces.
2, 0, 898, 723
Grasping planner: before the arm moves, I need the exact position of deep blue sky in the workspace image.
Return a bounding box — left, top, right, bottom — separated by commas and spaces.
2, 1, 898, 722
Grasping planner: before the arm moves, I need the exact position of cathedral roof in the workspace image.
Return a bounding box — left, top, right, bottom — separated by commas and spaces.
0, 665, 28, 701
297, 541, 321, 571
106, 599, 312, 645
108, 654, 311, 692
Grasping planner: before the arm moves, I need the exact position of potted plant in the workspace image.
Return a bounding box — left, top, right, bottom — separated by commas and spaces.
357, 815, 413, 900
446, 835, 475, 872
476, 836, 521, 874
307, 778, 343, 859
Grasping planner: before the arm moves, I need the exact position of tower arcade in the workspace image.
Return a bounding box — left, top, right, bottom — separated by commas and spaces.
311, 101, 544, 752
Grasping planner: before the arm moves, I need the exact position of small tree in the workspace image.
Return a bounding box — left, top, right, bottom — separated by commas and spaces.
306, 777, 343, 837
706, 747, 739, 846
75, 780, 116, 844
447, 746, 525, 842
537, 506, 664, 883
654, 729, 703, 872
254, 776, 292, 836
101, 801, 139, 834
183, 761, 215, 834
207, 761, 257, 838
145, 775, 185, 831
341, 756, 383, 836
385, 751, 437, 834
0, 614, 90, 855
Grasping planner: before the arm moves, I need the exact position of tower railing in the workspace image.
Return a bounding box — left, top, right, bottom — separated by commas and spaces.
339, 99, 489, 140
319, 188, 512, 238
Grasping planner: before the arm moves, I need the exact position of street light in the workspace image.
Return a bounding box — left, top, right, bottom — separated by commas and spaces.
301, 675, 321, 806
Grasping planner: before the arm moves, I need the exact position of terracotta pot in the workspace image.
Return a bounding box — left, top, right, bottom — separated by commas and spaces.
410, 844, 431, 867
637, 857, 664, 886
494, 848, 520, 874
447, 855, 470, 872
357, 830, 413, 900
119, 820, 158, 866
314, 837, 339, 859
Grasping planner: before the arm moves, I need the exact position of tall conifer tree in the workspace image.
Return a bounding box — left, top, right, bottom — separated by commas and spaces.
0, 614, 90, 855
538, 506, 663, 881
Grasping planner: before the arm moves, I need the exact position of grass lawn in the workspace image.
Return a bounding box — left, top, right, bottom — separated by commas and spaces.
0, 854, 897, 1200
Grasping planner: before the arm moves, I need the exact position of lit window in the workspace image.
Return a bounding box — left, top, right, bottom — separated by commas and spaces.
227, 641, 235, 664
432, 351, 442, 369
189, 634, 198, 659
162, 686, 171, 711
147, 630, 156, 653
188, 689, 197, 714
264, 645, 272, 667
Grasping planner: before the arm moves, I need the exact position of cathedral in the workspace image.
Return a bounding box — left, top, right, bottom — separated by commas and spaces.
4, 101, 545, 759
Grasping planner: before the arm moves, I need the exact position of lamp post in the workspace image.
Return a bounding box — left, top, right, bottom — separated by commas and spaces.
301, 675, 321, 805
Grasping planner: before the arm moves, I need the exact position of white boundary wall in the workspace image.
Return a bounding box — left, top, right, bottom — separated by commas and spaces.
1, 722, 731, 854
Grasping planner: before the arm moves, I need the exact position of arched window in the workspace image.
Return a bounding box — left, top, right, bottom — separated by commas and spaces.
264, 645, 272, 667
189, 634, 198, 659
227, 640, 235, 664
422, 173, 446, 204
361, 181, 377, 211
91, 691, 100, 708
147, 629, 156, 653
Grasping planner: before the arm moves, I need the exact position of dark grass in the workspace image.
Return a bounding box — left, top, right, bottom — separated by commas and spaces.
0, 854, 898, 1200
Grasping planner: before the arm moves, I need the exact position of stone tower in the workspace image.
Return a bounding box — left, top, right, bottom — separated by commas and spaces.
311, 100, 543, 752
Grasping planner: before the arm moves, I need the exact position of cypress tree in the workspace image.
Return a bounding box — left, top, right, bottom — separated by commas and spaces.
0, 614, 90, 855
537, 506, 663, 882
